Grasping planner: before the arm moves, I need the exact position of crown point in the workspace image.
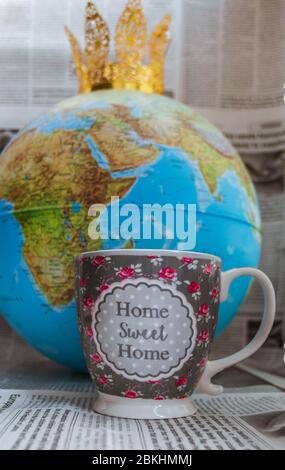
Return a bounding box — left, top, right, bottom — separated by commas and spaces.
85, 0, 110, 90
115, 0, 147, 60
65, 0, 171, 94
65, 25, 92, 93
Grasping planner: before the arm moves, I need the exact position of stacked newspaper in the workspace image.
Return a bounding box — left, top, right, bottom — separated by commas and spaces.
0, 0, 284, 449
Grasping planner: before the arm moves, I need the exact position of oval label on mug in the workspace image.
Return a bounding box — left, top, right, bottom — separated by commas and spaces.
91, 279, 197, 381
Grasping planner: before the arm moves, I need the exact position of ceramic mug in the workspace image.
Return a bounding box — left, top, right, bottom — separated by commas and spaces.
76, 249, 275, 419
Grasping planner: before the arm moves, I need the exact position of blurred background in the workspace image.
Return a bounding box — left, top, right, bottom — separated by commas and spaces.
0, 0, 285, 379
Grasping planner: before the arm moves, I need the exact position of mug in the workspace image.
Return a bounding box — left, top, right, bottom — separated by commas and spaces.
76, 249, 275, 419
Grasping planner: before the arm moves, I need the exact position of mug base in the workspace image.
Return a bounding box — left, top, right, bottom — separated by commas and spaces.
93, 392, 197, 419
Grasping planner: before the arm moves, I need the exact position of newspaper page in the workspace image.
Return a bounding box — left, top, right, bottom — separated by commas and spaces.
0, 388, 284, 450
178, 0, 285, 157
0, 0, 179, 129
1, 0, 284, 149
211, 172, 285, 364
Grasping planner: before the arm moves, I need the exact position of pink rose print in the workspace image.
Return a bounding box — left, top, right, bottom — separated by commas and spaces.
80, 279, 87, 288
91, 353, 102, 364
154, 395, 165, 400
198, 358, 207, 369
92, 256, 105, 266
99, 284, 109, 293
159, 266, 176, 280
203, 263, 214, 275
83, 296, 95, 308
86, 327, 93, 338
118, 266, 135, 279
147, 380, 161, 384
175, 376, 188, 387
177, 395, 187, 400
198, 304, 210, 317
188, 281, 200, 293
180, 257, 198, 270
98, 375, 109, 385
199, 330, 209, 343
124, 390, 138, 399
210, 287, 218, 299
147, 256, 163, 267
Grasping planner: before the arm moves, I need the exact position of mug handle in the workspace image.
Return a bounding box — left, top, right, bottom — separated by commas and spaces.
197, 268, 276, 395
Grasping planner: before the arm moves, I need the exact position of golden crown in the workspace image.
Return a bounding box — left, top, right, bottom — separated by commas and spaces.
65, 0, 171, 94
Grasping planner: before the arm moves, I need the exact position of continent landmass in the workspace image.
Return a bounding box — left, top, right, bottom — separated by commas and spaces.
0, 129, 135, 306
82, 103, 256, 204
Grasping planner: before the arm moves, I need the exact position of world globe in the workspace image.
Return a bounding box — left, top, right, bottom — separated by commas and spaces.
0, 90, 261, 371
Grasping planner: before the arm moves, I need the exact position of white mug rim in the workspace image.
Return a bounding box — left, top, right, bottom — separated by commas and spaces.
77, 249, 222, 264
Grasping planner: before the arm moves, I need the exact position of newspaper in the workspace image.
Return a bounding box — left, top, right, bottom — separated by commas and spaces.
178, 0, 285, 158
0, 318, 285, 451
0, 0, 180, 129
211, 171, 285, 365
1, 0, 285, 149
0, 388, 284, 450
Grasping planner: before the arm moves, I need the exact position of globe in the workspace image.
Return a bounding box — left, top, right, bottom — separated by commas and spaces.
0, 90, 261, 371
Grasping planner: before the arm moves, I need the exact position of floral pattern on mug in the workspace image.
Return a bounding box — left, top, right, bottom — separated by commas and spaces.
154, 395, 166, 400
123, 389, 143, 399
92, 255, 106, 266
176, 394, 188, 400
180, 257, 198, 270
202, 262, 216, 275
86, 326, 93, 338
197, 357, 207, 369
159, 266, 177, 280
198, 330, 209, 346
210, 287, 219, 303
197, 303, 210, 322
83, 296, 95, 308
91, 353, 102, 364
147, 256, 163, 267
80, 279, 87, 288
185, 281, 201, 300
115, 264, 142, 279
98, 283, 109, 293
117, 266, 135, 279
97, 374, 113, 386
175, 375, 188, 391
77, 252, 220, 400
